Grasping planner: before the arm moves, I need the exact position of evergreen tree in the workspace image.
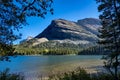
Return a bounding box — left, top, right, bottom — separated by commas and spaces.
0, 0, 53, 60
96, 0, 120, 80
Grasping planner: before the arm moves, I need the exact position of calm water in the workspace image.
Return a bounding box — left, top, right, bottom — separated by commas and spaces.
0, 55, 102, 79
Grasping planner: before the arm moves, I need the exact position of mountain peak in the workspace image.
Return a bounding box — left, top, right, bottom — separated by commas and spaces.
51, 19, 75, 27
35, 18, 101, 44
77, 18, 101, 26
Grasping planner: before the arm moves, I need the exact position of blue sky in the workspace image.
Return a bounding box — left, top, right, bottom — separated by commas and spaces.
15, 0, 99, 44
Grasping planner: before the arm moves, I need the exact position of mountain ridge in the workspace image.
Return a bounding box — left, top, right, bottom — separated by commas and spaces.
34, 18, 101, 45
17, 18, 103, 55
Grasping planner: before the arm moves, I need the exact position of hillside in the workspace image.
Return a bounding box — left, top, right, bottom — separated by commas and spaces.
16, 18, 103, 55
35, 18, 101, 44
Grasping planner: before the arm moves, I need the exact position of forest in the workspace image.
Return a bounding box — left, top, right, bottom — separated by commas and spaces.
14, 40, 106, 55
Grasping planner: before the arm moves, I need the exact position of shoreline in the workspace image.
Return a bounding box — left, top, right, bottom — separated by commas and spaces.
23, 59, 104, 80
1, 55, 105, 80
24, 66, 105, 80
15, 54, 105, 56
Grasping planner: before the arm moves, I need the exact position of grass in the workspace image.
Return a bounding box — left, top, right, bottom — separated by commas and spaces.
48, 67, 119, 80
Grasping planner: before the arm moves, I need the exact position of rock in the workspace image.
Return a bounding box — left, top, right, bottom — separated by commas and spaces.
32, 38, 48, 46
35, 18, 101, 44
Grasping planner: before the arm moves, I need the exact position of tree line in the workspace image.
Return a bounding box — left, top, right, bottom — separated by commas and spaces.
15, 41, 107, 55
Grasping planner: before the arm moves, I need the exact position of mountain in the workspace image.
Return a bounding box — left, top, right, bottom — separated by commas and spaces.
17, 18, 103, 55
77, 18, 101, 35
35, 18, 101, 44
20, 36, 33, 44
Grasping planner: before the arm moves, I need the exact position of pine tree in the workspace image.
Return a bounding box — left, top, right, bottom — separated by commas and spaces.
0, 0, 53, 60
96, 0, 120, 80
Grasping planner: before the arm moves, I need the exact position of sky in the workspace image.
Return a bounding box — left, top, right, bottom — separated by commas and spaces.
15, 0, 100, 44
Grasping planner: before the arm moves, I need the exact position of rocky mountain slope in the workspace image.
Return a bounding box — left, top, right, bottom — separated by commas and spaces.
34, 18, 101, 45
16, 18, 105, 55
77, 18, 101, 35
17, 18, 103, 55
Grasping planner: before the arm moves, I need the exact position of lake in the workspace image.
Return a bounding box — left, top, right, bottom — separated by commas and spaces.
0, 55, 103, 80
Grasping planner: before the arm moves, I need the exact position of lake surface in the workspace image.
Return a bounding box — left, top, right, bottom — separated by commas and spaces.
0, 55, 103, 80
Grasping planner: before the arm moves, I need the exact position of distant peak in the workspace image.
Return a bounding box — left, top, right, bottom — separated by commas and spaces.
77, 18, 101, 26
79, 18, 100, 21
27, 36, 33, 40
84, 18, 99, 20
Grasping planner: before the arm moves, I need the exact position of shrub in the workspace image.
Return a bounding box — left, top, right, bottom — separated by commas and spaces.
48, 67, 120, 80
0, 68, 24, 80
48, 67, 91, 80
